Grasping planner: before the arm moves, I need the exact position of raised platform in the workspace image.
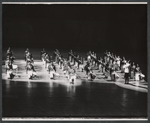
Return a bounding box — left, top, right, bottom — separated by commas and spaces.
2, 60, 148, 93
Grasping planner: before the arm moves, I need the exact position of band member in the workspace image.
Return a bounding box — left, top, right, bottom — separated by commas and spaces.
121, 57, 126, 73
75, 55, 80, 69
24, 48, 29, 61
48, 63, 59, 79
49, 55, 53, 62
68, 50, 73, 62
116, 56, 121, 69
84, 62, 90, 76
6, 61, 20, 79
51, 62, 56, 72
63, 61, 69, 75
139, 70, 145, 81
25, 51, 33, 64
41, 48, 46, 60
79, 57, 84, 72
110, 62, 116, 81
135, 64, 141, 81
123, 61, 130, 84
103, 62, 108, 78
68, 67, 76, 84
88, 69, 96, 81
41, 52, 46, 64
6, 61, 14, 79
44, 53, 50, 68
87, 53, 91, 63
134, 64, 145, 81
6, 55, 15, 64
130, 62, 136, 80
58, 55, 64, 69
26, 62, 37, 79
6, 47, 13, 57
97, 58, 102, 73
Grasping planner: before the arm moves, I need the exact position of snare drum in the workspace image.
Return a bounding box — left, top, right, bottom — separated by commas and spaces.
135, 73, 140, 81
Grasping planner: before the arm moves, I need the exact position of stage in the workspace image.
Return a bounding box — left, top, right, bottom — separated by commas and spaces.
2, 59, 148, 118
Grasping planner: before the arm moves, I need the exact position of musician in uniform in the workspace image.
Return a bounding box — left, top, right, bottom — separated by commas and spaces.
84, 62, 90, 76
116, 56, 121, 70
121, 57, 126, 73
79, 57, 84, 72
104, 62, 110, 78
110, 61, 117, 82
26, 62, 37, 79
135, 64, 141, 81
68, 50, 73, 62
48, 63, 59, 79
41, 48, 46, 60
87, 67, 96, 81
68, 67, 76, 84
87, 52, 91, 63
97, 57, 102, 73
44, 53, 50, 68
6, 61, 20, 79
6, 47, 13, 57
130, 62, 136, 80
6, 61, 14, 79
24, 48, 29, 61
26, 51, 34, 67
123, 61, 130, 84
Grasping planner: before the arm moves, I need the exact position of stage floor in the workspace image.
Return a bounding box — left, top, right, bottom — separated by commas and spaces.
2, 60, 148, 118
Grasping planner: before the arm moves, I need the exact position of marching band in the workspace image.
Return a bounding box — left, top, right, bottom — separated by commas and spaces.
4, 47, 146, 84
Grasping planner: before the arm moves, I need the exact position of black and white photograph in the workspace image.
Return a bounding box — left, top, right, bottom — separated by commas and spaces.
1, 2, 148, 120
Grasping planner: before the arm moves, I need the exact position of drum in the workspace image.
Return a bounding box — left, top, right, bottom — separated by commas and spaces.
28, 70, 33, 79
135, 73, 140, 81
69, 74, 76, 82
140, 73, 145, 78
54, 72, 59, 76
12, 64, 18, 69
7, 70, 13, 79
50, 71, 55, 79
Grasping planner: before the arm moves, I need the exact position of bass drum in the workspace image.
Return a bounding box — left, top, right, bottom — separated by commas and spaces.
12, 64, 18, 69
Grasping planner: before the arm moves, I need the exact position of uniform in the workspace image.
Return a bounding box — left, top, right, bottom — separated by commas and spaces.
26, 63, 36, 79
123, 63, 130, 84
6, 63, 14, 79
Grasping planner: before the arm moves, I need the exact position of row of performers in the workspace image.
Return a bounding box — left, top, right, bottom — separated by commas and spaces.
5, 47, 145, 84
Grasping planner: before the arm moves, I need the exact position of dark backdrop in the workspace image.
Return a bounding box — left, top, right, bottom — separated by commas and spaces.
2, 4, 147, 79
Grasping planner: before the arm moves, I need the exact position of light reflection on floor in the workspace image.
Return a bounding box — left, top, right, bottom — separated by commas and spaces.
2, 79, 147, 118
